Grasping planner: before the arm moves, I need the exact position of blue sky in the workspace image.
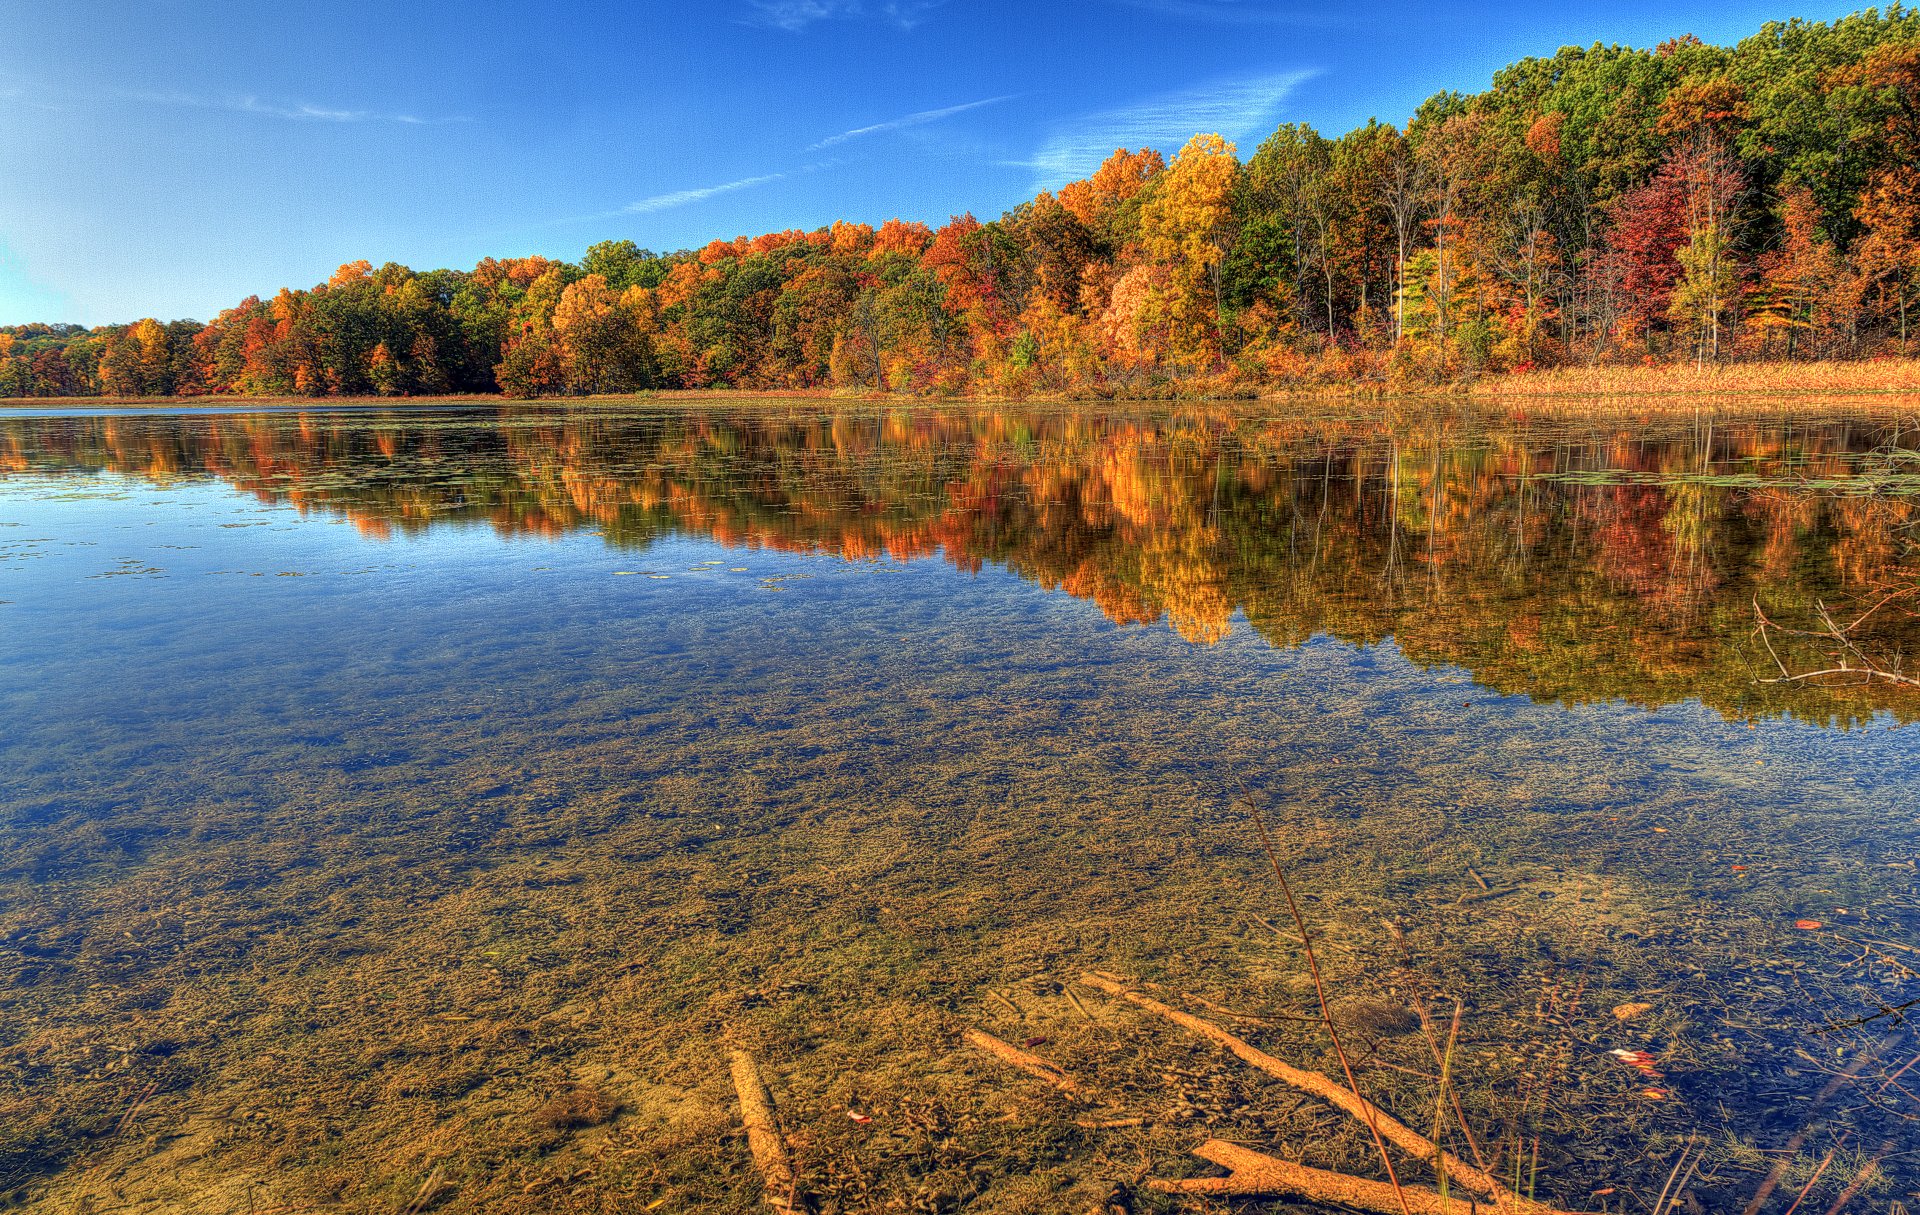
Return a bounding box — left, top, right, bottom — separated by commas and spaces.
0, 0, 1862, 325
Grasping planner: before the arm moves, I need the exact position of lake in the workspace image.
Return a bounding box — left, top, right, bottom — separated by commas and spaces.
2, 399, 1917, 1215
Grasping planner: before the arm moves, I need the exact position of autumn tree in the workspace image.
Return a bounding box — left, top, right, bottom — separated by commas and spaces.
1748, 184, 1858, 358
1663, 137, 1746, 362
1138, 133, 1240, 370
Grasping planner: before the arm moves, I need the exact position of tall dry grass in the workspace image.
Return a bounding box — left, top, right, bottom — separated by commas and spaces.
1473, 358, 1920, 399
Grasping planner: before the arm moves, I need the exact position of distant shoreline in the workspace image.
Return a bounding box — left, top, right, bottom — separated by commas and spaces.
6, 358, 1920, 412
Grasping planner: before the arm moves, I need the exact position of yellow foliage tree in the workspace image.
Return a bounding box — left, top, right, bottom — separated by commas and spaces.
1138, 134, 1238, 370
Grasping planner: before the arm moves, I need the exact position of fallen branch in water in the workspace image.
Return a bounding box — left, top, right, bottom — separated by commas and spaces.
1150, 1139, 1582, 1214
1752, 595, 1920, 689
962, 1027, 1087, 1097
729, 1049, 806, 1213
1073, 972, 1594, 1212
1078, 972, 1514, 1204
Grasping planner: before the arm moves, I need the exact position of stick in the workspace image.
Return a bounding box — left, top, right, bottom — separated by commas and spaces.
113, 1081, 158, 1136
1751, 597, 1920, 688
962, 1027, 1086, 1097
1077, 973, 1514, 1205
1150, 1140, 1582, 1215
1818, 1141, 1891, 1215
1651, 1138, 1699, 1215
1740, 1035, 1900, 1215
400, 1166, 447, 1215
729, 1050, 802, 1212
1780, 1143, 1840, 1215
1245, 797, 1414, 1215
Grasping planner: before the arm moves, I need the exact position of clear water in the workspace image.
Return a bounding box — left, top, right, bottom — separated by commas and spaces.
2, 401, 1917, 1214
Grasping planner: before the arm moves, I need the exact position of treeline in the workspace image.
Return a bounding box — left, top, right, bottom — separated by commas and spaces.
5, 8, 1920, 400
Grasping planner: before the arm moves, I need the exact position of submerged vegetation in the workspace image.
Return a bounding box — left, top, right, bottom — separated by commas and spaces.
8, 10, 1920, 400
0, 400, 1918, 1212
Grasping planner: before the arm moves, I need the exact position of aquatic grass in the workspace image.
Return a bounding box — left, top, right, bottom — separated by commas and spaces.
1, 400, 1918, 1211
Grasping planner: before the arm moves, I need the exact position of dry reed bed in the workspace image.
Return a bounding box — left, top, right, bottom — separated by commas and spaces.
8, 357, 1920, 412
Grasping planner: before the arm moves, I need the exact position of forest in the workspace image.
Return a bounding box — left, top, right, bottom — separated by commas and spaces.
4, 8, 1920, 400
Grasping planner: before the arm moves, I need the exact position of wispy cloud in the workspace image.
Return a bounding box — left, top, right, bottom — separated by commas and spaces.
808, 94, 1013, 150
624, 172, 789, 215
1019, 70, 1316, 189
237, 97, 442, 124
110, 87, 465, 125
529, 163, 835, 233
743, 0, 943, 31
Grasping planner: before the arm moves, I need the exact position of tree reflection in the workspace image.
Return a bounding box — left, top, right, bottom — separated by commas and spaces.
4, 403, 1916, 722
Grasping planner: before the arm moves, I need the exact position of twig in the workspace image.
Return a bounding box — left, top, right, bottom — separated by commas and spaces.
962, 1027, 1087, 1097
1820, 932, 1920, 981
1779, 1141, 1841, 1215
1874, 1048, 1920, 1094
1817, 994, 1920, 1034
1835, 587, 1920, 633
1651, 1137, 1698, 1215
1245, 793, 1415, 1215
1752, 597, 1920, 689
1663, 1150, 1703, 1215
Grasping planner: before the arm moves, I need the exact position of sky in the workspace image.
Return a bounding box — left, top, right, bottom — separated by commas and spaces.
0, 0, 1866, 326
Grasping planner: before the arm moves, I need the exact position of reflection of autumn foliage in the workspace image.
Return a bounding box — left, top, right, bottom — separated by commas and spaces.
1591, 487, 1682, 596
4, 405, 1916, 721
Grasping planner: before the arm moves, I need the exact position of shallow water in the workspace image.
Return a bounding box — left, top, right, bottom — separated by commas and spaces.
2, 400, 1918, 1214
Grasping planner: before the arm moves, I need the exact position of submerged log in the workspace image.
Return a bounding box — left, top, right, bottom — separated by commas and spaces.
729, 1049, 804, 1212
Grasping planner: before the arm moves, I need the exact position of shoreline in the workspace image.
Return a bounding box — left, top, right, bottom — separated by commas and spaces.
4, 357, 1920, 412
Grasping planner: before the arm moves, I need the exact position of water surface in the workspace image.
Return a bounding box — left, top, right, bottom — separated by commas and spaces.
2, 400, 1918, 1214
